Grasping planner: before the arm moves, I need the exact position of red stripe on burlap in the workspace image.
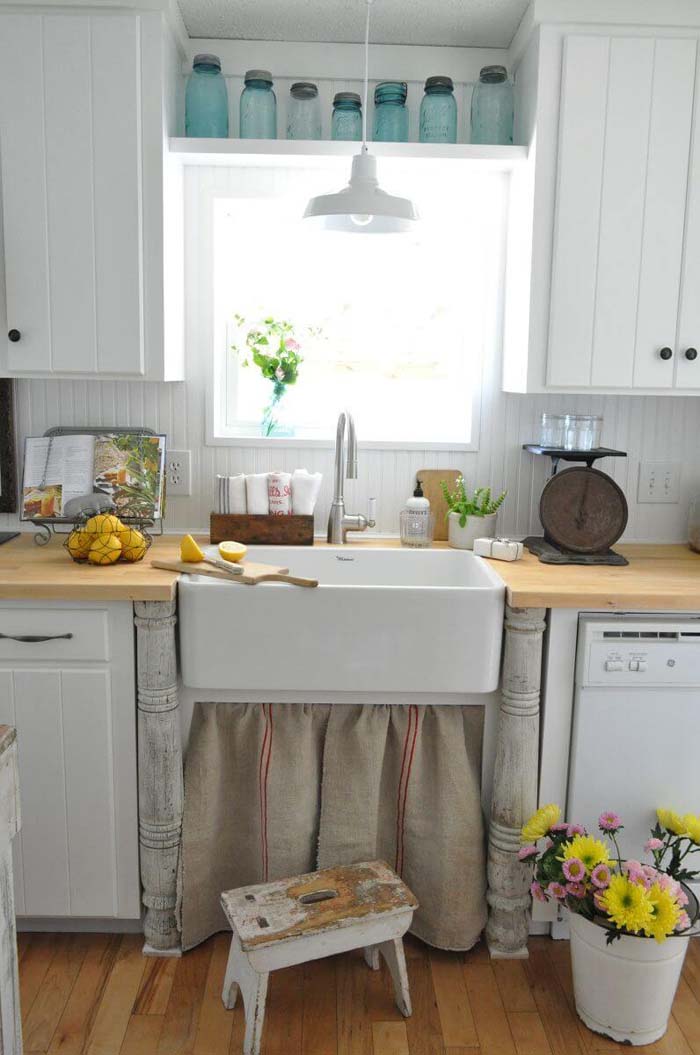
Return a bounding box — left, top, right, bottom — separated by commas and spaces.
395, 705, 419, 876
258, 703, 274, 881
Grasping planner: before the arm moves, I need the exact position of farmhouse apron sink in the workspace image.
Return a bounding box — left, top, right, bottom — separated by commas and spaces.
178, 545, 505, 693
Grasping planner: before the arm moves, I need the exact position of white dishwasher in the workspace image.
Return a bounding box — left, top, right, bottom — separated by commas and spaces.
568, 614, 700, 864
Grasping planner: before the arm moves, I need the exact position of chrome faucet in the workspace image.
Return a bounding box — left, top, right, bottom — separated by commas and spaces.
327, 411, 376, 543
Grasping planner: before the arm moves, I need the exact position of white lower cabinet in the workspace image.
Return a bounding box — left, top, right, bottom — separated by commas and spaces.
0, 601, 139, 920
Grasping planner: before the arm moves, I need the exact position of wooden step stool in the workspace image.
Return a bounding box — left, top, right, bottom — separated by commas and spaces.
220, 860, 418, 1055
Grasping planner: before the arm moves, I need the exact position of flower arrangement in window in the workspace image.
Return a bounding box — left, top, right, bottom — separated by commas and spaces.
519, 805, 699, 943
232, 315, 304, 437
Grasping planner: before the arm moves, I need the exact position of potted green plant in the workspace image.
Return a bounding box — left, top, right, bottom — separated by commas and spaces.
440, 478, 506, 550
520, 805, 700, 1045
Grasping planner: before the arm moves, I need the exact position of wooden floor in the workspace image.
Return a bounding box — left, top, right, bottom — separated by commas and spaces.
17, 931, 700, 1055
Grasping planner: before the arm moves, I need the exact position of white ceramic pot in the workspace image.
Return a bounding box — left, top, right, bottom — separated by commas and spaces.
569, 911, 690, 1045
447, 512, 497, 550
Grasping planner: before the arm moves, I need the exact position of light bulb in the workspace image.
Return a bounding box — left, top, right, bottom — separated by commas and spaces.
351, 213, 373, 227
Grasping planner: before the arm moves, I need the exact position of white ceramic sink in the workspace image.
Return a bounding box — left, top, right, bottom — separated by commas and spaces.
178, 545, 505, 694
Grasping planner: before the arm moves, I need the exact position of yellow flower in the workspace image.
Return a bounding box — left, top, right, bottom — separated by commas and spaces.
521, 804, 561, 844
683, 813, 700, 845
644, 884, 682, 943
561, 835, 610, 874
600, 875, 653, 934
657, 808, 688, 836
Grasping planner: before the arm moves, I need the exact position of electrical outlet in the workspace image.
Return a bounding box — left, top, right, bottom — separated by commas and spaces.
166, 450, 192, 496
637, 460, 681, 504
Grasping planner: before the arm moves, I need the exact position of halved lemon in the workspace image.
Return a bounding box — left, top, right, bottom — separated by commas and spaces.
180, 534, 204, 562
218, 540, 247, 563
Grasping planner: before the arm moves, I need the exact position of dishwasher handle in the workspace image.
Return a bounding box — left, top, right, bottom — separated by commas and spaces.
0, 632, 74, 643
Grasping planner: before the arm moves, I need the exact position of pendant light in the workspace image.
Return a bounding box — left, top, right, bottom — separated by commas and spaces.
303, 0, 418, 233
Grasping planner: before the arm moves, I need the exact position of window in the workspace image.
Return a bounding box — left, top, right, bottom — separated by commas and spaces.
210, 161, 507, 449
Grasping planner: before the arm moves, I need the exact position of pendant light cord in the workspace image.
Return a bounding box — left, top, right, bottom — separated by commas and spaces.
361, 0, 373, 151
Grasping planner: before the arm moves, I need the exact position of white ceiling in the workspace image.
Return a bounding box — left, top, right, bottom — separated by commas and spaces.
178, 0, 530, 48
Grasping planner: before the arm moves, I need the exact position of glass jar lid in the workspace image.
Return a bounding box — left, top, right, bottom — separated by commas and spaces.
374, 81, 407, 105
244, 69, 273, 85
290, 81, 318, 100
424, 75, 454, 92
193, 53, 221, 70
333, 91, 362, 108
479, 64, 508, 84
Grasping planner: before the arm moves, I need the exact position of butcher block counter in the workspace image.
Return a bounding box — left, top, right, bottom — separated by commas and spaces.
0, 534, 698, 608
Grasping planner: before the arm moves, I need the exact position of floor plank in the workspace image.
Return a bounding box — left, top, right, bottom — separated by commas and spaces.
262, 964, 304, 1055
302, 956, 338, 1055
337, 950, 372, 1055
525, 941, 586, 1055
20, 934, 60, 1027
118, 1015, 163, 1055
156, 941, 212, 1055
47, 936, 121, 1055
193, 935, 236, 1055
430, 949, 478, 1048
84, 936, 148, 1055
132, 955, 177, 1016
23, 934, 90, 1053
673, 977, 700, 1055
463, 963, 517, 1055
508, 1012, 553, 1055
494, 962, 536, 1014
403, 943, 443, 1055
371, 1021, 409, 1055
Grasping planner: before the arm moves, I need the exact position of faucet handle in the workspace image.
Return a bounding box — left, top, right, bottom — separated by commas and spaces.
367, 497, 377, 527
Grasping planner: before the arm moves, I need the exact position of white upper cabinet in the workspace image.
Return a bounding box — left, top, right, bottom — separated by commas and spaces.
504, 23, 700, 394
0, 8, 184, 380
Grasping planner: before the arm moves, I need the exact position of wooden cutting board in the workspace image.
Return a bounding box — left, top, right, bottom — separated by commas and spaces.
151, 559, 318, 587
416, 469, 461, 541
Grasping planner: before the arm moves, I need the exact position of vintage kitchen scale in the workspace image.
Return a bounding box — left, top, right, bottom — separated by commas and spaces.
522, 445, 629, 565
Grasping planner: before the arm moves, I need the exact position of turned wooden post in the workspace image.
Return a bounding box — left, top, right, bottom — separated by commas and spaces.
486, 605, 546, 959
0, 726, 22, 1055
134, 600, 183, 954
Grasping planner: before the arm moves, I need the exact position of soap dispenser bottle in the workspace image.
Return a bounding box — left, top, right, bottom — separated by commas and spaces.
400, 480, 433, 547
406, 480, 430, 511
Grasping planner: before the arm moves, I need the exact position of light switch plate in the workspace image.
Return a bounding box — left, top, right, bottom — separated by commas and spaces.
165, 450, 192, 496
637, 460, 681, 504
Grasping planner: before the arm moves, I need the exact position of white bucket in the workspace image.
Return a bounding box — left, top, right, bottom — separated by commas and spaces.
447, 512, 497, 550
569, 912, 690, 1045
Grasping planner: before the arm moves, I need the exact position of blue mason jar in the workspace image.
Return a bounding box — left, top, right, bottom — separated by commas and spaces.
373, 81, 408, 142
287, 82, 322, 140
240, 69, 277, 139
470, 65, 513, 145
419, 75, 457, 143
185, 54, 228, 138
331, 91, 362, 141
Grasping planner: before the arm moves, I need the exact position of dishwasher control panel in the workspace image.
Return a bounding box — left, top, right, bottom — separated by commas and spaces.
578, 615, 700, 687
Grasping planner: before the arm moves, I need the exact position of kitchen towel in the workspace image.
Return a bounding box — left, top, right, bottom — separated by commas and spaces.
268, 471, 292, 516
180, 702, 486, 952
216, 474, 247, 514
245, 473, 270, 515
291, 468, 323, 515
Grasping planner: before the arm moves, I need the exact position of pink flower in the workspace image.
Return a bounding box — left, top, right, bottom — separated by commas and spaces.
593, 891, 608, 912
625, 859, 644, 880
518, 845, 539, 861
567, 824, 587, 837
677, 912, 691, 932
566, 882, 586, 898
546, 881, 567, 900
530, 881, 546, 903
551, 823, 570, 833
284, 338, 300, 352
591, 863, 612, 889
645, 837, 664, 853
598, 811, 622, 832
543, 838, 554, 850
563, 857, 586, 882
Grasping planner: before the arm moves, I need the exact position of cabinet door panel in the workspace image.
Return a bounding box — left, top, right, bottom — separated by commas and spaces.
0, 15, 51, 371
547, 35, 610, 386
591, 38, 655, 387
633, 38, 697, 389
0, 671, 25, 915
676, 58, 700, 390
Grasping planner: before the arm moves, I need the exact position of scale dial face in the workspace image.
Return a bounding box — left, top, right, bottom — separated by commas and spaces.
539, 466, 628, 554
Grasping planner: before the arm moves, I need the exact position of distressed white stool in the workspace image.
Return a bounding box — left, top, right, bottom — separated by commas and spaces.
220, 859, 418, 1055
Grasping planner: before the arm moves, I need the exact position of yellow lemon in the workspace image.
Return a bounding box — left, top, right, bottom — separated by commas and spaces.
84, 513, 121, 535
180, 534, 204, 562
88, 533, 122, 565
218, 540, 247, 563
119, 528, 147, 563
66, 529, 92, 561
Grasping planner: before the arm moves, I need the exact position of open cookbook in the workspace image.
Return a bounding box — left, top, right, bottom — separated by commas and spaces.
21, 432, 166, 522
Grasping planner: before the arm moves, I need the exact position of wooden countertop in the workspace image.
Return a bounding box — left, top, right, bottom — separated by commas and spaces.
488, 543, 700, 610
0, 534, 698, 609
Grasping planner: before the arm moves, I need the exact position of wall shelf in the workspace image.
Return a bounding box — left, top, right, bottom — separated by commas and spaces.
168, 137, 528, 170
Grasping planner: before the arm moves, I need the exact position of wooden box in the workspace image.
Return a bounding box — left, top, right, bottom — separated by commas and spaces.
210, 513, 315, 546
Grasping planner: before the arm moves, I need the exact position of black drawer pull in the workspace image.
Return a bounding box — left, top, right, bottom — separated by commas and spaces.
0, 632, 74, 643
685, 347, 698, 361
7, 329, 20, 343
659, 347, 673, 360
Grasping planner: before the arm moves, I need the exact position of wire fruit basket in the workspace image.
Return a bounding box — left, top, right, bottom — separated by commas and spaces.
63, 508, 153, 565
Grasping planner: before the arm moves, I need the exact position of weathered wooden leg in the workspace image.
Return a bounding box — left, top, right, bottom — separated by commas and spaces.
221, 937, 240, 1010
364, 945, 381, 971
486, 605, 546, 959
378, 938, 412, 1017
0, 729, 22, 1055
134, 600, 183, 955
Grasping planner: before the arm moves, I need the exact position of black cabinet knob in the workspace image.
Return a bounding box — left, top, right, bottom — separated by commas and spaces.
7, 329, 20, 343
659, 347, 673, 360
685, 347, 698, 361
